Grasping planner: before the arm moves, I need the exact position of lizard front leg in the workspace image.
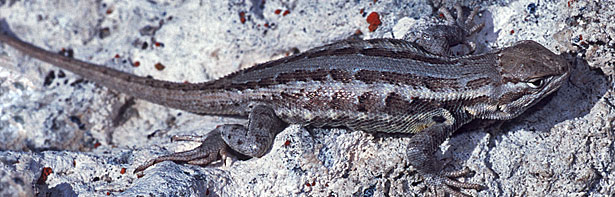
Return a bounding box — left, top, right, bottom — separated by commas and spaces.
406, 110, 484, 196
403, 4, 484, 56
135, 105, 286, 172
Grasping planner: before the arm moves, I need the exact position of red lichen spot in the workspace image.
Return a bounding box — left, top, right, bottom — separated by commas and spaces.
373, 0, 377, 3
136, 173, 144, 178
106, 8, 113, 14
579, 34, 583, 40
154, 42, 163, 47
305, 182, 311, 187
133, 61, 140, 67
282, 10, 290, 16
239, 11, 247, 24
73, 160, 76, 166
37, 167, 53, 184
94, 142, 102, 148
311, 179, 316, 186
120, 168, 127, 174
510, 29, 515, 34
368, 24, 379, 32
43, 167, 53, 176
366, 12, 381, 32
114, 54, 120, 58
284, 140, 291, 146
264, 23, 269, 28
366, 12, 381, 25
155, 62, 165, 71
106, 192, 111, 195
359, 8, 364, 14
274, 9, 282, 15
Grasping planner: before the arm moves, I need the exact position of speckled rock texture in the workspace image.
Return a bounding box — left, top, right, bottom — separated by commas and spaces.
0, 0, 613, 196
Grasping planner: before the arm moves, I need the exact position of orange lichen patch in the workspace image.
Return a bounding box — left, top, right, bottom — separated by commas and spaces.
120, 168, 127, 174
510, 29, 515, 35
366, 12, 381, 32
106, 8, 113, 14
275, 9, 282, 15
239, 11, 246, 24
37, 167, 53, 184
155, 62, 165, 71
133, 61, 140, 67
154, 63, 165, 70
282, 10, 290, 16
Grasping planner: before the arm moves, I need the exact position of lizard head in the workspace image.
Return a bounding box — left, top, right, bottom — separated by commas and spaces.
487, 40, 570, 120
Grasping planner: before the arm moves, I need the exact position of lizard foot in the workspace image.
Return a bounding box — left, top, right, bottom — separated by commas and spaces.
438, 4, 485, 53
403, 4, 484, 56
134, 129, 232, 173
422, 167, 484, 197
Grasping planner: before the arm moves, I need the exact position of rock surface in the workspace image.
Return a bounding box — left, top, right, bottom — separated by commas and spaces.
0, 0, 613, 196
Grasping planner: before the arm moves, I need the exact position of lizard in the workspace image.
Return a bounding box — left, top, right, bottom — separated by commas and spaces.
0, 5, 570, 196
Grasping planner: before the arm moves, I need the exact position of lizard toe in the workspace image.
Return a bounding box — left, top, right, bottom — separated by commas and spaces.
422, 167, 484, 197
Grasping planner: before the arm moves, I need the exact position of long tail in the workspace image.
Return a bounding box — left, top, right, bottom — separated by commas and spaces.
0, 21, 234, 115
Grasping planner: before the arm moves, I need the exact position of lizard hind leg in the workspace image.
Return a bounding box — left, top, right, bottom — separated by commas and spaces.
221, 105, 287, 158
133, 129, 231, 173
134, 105, 287, 173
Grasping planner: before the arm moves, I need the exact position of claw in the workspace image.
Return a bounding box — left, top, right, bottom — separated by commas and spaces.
454, 4, 464, 25
421, 167, 485, 197
438, 7, 456, 25
465, 6, 481, 25
437, 4, 485, 55
438, 4, 484, 36
171, 134, 208, 142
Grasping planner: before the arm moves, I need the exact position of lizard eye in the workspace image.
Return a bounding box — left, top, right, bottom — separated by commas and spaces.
526, 78, 545, 89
